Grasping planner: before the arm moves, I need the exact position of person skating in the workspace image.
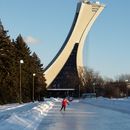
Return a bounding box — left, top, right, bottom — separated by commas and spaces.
60, 97, 69, 111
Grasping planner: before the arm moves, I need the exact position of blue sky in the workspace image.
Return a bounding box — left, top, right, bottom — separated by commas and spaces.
0, 0, 130, 79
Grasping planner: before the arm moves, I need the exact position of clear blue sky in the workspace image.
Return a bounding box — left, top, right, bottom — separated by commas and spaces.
0, 0, 130, 79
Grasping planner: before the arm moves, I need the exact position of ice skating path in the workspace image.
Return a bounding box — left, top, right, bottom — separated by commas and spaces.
37, 100, 130, 130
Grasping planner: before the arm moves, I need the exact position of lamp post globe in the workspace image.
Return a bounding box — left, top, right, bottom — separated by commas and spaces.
33, 73, 36, 102
19, 59, 24, 104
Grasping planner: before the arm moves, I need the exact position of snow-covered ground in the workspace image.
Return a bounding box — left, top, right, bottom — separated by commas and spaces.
81, 97, 130, 114
0, 98, 61, 130
0, 97, 130, 130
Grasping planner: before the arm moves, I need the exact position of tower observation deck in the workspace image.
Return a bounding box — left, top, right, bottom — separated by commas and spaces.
44, 0, 105, 96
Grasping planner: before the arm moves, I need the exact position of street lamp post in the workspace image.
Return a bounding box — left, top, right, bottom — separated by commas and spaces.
93, 83, 96, 93
19, 59, 24, 104
33, 73, 36, 102
79, 84, 80, 99
125, 80, 128, 98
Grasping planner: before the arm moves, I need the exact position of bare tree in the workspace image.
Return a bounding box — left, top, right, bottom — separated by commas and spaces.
78, 66, 104, 94
116, 74, 130, 82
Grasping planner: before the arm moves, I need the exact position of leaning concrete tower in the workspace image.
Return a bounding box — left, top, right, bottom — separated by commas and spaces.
44, 0, 105, 89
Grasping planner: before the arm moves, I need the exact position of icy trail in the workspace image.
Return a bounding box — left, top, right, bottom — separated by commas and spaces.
0, 99, 55, 130
37, 99, 130, 130
0, 97, 130, 130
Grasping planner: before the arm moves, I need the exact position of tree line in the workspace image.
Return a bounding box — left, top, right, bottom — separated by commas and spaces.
78, 67, 130, 98
0, 21, 46, 104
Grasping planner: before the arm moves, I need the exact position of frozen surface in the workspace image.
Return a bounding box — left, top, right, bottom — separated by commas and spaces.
0, 97, 130, 130
37, 98, 130, 130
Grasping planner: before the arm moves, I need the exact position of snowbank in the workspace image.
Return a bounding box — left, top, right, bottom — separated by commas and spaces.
81, 97, 130, 114
0, 99, 56, 130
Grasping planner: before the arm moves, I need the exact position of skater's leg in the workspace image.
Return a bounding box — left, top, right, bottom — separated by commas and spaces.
60, 105, 63, 111
64, 106, 66, 111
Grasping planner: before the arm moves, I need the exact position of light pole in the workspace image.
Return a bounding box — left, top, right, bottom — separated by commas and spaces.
79, 84, 80, 99
125, 80, 128, 98
93, 83, 96, 93
19, 59, 24, 104
33, 73, 36, 102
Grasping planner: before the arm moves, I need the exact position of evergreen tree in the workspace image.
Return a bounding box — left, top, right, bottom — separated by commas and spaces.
15, 35, 47, 102
31, 52, 47, 100
0, 20, 17, 104
15, 34, 32, 102
0, 20, 47, 104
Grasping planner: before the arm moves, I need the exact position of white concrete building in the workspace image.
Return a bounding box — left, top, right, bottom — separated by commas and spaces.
44, 1, 105, 89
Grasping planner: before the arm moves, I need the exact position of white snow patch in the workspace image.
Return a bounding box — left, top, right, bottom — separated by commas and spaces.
0, 98, 61, 130
81, 97, 130, 114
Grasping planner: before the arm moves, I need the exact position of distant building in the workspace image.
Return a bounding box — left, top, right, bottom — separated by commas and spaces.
44, 1, 105, 96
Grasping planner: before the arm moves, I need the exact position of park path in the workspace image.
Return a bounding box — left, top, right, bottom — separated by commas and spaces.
37, 100, 130, 130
